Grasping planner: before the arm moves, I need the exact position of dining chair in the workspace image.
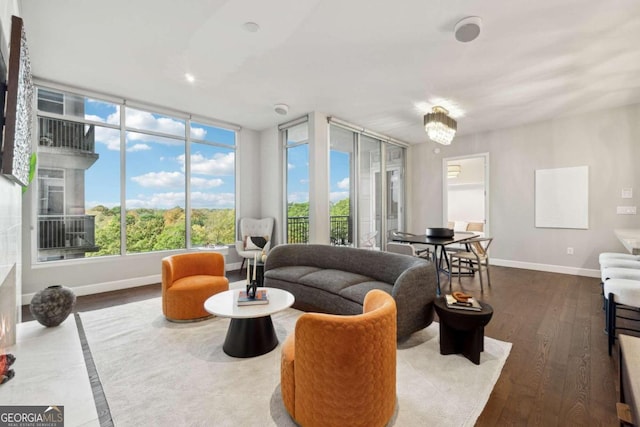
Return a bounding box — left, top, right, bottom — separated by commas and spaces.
390, 231, 431, 259
449, 237, 493, 292
386, 241, 430, 260
360, 230, 378, 250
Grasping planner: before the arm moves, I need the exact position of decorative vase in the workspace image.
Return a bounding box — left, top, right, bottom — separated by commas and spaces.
29, 285, 77, 327
246, 280, 258, 299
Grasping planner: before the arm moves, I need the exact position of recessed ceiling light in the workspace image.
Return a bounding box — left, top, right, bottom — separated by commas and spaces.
243, 22, 260, 33
185, 73, 195, 83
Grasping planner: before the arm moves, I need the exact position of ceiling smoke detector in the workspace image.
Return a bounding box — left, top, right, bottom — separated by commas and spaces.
274, 104, 289, 115
454, 16, 482, 43
243, 22, 260, 33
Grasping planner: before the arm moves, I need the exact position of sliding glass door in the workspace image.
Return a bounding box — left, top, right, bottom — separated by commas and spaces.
359, 135, 382, 249
329, 126, 354, 245
284, 121, 310, 243
328, 125, 405, 250
385, 145, 405, 238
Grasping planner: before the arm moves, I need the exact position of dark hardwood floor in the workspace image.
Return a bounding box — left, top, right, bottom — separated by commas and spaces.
21, 266, 620, 425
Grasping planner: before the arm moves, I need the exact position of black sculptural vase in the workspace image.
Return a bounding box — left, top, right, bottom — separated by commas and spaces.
246, 280, 258, 299
29, 285, 77, 327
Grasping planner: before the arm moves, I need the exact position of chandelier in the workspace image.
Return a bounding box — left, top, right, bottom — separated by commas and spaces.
424, 106, 457, 145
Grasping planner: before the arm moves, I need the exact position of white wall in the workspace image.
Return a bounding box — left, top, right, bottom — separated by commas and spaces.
258, 127, 283, 244
21, 127, 262, 300
409, 103, 640, 276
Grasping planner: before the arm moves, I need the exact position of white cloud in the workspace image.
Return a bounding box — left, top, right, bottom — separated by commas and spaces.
94, 127, 121, 151
127, 143, 151, 152
288, 163, 294, 170
85, 114, 105, 123
337, 177, 350, 190
90, 109, 212, 152
126, 191, 234, 209
191, 177, 224, 189
299, 179, 309, 184
131, 171, 224, 189
190, 191, 235, 208
84, 100, 120, 125
190, 126, 207, 140
86, 200, 119, 209
132, 171, 183, 188
178, 152, 235, 176
126, 192, 185, 209
330, 191, 349, 203
126, 108, 185, 137
106, 111, 120, 125
287, 192, 309, 203
126, 132, 183, 145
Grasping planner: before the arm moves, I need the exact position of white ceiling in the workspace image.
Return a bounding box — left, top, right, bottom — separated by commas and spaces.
19, 0, 640, 144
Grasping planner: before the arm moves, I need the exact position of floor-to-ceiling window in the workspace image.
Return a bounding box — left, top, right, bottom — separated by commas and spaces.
329, 126, 354, 245
125, 108, 186, 253
359, 135, 382, 249
189, 122, 236, 247
36, 87, 120, 261
328, 121, 406, 249
384, 144, 405, 239
34, 85, 237, 263
282, 119, 309, 243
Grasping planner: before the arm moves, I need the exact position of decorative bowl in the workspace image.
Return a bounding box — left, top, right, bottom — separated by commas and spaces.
425, 227, 454, 238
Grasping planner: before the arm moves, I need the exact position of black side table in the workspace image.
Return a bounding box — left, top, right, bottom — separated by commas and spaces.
433, 296, 493, 365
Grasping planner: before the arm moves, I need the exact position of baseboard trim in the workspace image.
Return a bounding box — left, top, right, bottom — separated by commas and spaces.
491, 258, 600, 278
21, 259, 596, 304
22, 274, 162, 305
22, 262, 246, 305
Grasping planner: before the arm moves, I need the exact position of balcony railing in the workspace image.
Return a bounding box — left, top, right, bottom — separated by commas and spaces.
38, 117, 95, 153
38, 215, 98, 250
287, 215, 352, 245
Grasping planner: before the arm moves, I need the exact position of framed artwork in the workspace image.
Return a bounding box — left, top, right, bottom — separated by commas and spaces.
535, 166, 589, 229
1, 16, 34, 186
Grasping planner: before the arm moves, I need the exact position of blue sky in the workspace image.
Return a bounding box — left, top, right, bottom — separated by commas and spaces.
286, 141, 351, 205
83, 100, 235, 210
83, 99, 350, 210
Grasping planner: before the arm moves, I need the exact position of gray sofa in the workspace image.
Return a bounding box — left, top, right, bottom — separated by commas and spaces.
263, 244, 438, 339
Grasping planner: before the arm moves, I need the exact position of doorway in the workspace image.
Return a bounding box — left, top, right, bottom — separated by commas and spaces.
442, 154, 489, 235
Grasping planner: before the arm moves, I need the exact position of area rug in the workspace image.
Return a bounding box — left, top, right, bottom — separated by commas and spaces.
78, 288, 511, 426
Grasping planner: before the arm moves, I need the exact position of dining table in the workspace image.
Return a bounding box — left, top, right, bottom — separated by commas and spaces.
391, 231, 478, 295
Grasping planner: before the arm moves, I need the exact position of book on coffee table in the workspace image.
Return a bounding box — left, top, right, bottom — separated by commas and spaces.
445, 294, 482, 311
237, 289, 269, 306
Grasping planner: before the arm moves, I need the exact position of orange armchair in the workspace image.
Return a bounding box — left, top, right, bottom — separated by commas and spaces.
281, 290, 397, 427
162, 252, 229, 321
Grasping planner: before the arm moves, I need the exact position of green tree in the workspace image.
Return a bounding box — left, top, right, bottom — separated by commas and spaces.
126, 211, 166, 253
287, 202, 309, 218
88, 211, 121, 257
154, 221, 186, 250
286, 202, 310, 243
330, 198, 350, 216
192, 208, 236, 245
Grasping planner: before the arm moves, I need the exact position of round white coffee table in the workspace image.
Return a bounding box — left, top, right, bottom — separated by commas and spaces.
204, 287, 295, 358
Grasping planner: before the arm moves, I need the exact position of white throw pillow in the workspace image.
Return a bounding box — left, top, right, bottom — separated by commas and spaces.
244, 235, 269, 251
